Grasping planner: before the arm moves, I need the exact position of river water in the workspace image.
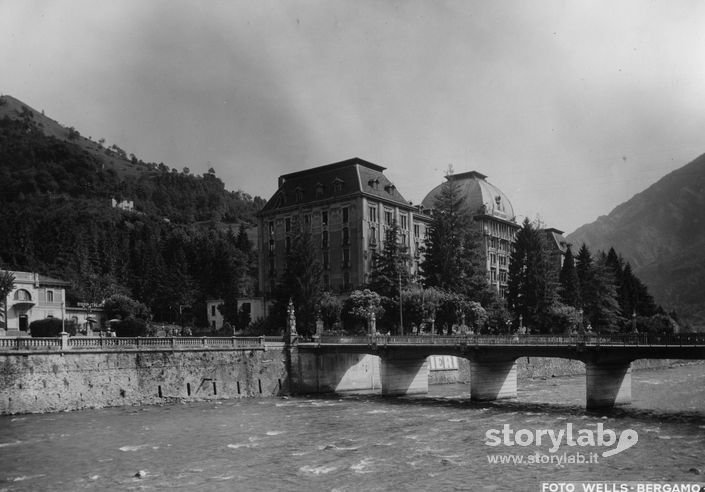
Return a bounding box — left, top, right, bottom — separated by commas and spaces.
1, 364, 704, 491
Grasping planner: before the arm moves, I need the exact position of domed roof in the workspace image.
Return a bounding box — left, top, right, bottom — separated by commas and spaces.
421, 171, 516, 222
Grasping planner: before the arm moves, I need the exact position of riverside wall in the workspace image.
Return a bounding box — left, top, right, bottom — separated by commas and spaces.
0, 343, 288, 415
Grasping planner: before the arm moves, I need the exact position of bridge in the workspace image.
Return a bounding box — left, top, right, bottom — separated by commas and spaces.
292, 333, 705, 409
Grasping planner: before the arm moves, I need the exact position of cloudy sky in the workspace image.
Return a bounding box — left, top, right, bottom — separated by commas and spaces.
3, 1, 704, 232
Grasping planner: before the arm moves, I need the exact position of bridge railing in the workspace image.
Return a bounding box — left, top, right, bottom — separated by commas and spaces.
0, 336, 267, 351
310, 333, 705, 347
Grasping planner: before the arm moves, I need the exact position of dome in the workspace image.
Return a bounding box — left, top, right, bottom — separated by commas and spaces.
421, 171, 515, 221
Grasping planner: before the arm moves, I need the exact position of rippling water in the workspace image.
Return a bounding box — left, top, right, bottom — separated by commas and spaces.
1, 364, 704, 491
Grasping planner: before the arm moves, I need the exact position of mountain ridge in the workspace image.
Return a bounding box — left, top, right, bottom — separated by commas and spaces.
567, 153, 705, 328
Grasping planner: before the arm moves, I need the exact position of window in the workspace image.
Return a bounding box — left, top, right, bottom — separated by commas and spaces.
269, 258, 275, 277
304, 214, 311, 227
322, 211, 328, 226
342, 227, 349, 245
322, 230, 329, 249
369, 226, 377, 245
333, 179, 343, 193
342, 248, 350, 268
46, 290, 54, 302
323, 251, 330, 270
285, 236, 291, 253
384, 209, 393, 226
490, 253, 497, 265
368, 206, 377, 223
414, 224, 420, 237
315, 183, 324, 199
269, 239, 275, 255
344, 271, 351, 290
285, 218, 291, 233
342, 207, 349, 223
268, 221, 275, 236
400, 214, 408, 230
211, 305, 216, 316
323, 274, 330, 290
295, 188, 304, 202
14, 289, 31, 301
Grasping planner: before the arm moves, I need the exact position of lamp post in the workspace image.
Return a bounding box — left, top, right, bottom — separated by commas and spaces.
398, 271, 403, 336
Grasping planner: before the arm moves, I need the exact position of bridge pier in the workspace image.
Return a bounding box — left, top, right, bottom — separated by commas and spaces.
470, 360, 517, 401
585, 361, 632, 409
380, 356, 429, 396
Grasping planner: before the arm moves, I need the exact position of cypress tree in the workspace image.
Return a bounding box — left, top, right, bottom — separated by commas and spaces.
559, 245, 581, 308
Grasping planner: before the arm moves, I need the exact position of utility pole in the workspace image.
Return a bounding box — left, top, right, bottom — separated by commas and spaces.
398, 270, 403, 335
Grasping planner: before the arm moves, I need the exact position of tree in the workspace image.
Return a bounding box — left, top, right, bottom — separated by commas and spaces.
368, 222, 411, 298
420, 169, 469, 292
103, 294, 150, 321
575, 245, 622, 332
318, 291, 342, 331
271, 232, 323, 336
342, 289, 384, 334
420, 169, 492, 303
368, 222, 411, 331
506, 219, 559, 332
559, 245, 581, 308
0, 270, 15, 330
235, 223, 252, 253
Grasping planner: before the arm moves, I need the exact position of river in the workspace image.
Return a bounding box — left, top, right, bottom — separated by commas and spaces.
1, 363, 704, 491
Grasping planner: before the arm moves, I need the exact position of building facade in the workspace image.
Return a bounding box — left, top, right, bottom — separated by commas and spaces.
257, 158, 432, 299
1, 271, 71, 336
422, 171, 521, 298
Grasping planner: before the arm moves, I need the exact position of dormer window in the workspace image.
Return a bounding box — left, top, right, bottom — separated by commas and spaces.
295, 187, 304, 203
368, 178, 380, 190
332, 178, 344, 193
384, 184, 396, 193
315, 183, 324, 199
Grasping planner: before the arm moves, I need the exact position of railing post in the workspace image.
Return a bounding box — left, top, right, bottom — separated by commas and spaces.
60, 332, 69, 351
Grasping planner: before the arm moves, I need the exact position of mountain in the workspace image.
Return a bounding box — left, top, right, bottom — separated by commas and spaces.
567, 153, 705, 329
0, 94, 261, 326
0, 94, 152, 179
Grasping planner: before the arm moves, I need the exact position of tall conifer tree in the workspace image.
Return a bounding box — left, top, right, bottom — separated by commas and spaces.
559, 245, 581, 308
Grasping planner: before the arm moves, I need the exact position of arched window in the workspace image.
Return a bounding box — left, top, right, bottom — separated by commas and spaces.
14, 289, 31, 301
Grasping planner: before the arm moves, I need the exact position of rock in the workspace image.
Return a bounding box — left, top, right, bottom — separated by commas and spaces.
687, 467, 702, 475
134, 470, 147, 479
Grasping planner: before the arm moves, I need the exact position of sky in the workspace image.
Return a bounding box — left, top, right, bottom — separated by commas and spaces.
2, 0, 705, 233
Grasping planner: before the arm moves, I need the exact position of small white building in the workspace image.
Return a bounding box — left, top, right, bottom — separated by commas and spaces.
205, 297, 268, 332
1, 271, 71, 336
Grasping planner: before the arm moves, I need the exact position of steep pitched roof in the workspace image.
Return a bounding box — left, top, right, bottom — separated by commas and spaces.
259, 157, 412, 214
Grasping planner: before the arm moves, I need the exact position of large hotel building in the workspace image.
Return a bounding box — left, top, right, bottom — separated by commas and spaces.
257, 158, 431, 297
257, 158, 527, 302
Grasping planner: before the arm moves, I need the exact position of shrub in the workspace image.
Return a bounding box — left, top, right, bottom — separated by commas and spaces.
29, 318, 67, 337
113, 317, 147, 337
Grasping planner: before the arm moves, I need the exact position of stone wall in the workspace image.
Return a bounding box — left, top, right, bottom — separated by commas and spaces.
0, 345, 288, 415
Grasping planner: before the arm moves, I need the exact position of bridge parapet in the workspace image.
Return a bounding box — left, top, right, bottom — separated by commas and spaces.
309, 333, 705, 348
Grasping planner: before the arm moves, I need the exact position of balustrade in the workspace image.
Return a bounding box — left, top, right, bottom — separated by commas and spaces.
0, 336, 267, 352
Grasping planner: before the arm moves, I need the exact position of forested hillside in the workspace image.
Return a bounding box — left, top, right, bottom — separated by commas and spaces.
567, 153, 705, 329
0, 95, 262, 327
